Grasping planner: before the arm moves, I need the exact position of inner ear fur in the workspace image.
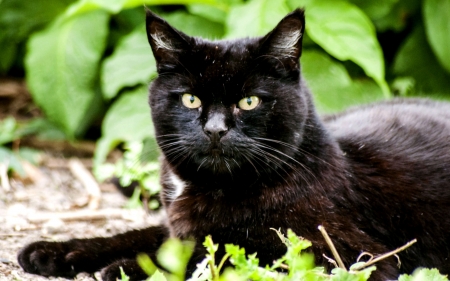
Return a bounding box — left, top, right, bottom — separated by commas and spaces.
259, 9, 305, 61
145, 9, 191, 66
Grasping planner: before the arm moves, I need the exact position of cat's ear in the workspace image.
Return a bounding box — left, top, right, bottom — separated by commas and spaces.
146, 9, 190, 68
259, 9, 305, 62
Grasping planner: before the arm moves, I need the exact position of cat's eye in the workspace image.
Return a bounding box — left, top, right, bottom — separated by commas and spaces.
238, 96, 260, 110
181, 94, 202, 109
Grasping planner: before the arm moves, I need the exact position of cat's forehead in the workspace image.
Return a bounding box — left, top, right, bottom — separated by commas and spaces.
188, 38, 259, 77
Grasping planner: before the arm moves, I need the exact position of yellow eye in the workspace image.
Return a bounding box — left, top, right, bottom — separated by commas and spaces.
238, 96, 260, 110
181, 94, 201, 109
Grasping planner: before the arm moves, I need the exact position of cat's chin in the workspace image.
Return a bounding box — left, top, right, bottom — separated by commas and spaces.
196, 155, 237, 176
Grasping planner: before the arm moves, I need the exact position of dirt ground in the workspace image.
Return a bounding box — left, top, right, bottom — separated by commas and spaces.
0, 155, 164, 281
0, 78, 165, 281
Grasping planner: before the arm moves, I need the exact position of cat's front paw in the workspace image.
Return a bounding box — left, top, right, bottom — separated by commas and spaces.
18, 240, 87, 278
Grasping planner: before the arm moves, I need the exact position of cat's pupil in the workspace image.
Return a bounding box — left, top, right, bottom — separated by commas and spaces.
189, 95, 195, 103
246, 97, 252, 105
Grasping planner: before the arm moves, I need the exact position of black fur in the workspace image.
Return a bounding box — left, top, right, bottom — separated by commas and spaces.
18, 9, 450, 281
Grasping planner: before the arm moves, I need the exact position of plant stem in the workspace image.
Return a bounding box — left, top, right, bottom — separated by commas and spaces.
351, 239, 417, 271
318, 225, 346, 270
217, 253, 231, 273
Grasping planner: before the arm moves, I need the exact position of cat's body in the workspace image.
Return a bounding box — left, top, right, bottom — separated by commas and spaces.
18, 9, 450, 281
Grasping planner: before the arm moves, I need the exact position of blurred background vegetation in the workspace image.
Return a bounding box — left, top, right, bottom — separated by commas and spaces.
1, 0, 450, 181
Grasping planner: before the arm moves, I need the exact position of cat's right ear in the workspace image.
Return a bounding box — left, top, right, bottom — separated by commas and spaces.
146, 9, 190, 69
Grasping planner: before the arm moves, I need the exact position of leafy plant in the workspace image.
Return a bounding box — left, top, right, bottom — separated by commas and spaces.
0, 117, 50, 175
97, 139, 161, 210
128, 229, 449, 281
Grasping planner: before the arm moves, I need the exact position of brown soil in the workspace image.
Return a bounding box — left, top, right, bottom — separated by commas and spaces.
0, 79, 162, 281
0, 154, 163, 281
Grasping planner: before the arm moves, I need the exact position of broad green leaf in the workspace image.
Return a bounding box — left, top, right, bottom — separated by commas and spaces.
25, 10, 109, 138
65, 0, 128, 18
302, 50, 384, 113
225, 0, 290, 38
290, 0, 390, 97
392, 25, 450, 97
423, 0, 450, 73
0, 0, 75, 72
371, 0, 420, 32
187, 4, 227, 24
102, 27, 156, 99
64, 0, 227, 17
349, 0, 398, 21
163, 11, 225, 39
94, 86, 154, 166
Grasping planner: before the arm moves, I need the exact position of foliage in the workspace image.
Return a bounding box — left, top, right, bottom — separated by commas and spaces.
0, 117, 53, 175
1, 0, 450, 168
97, 140, 161, 209
124, 229, 449, 281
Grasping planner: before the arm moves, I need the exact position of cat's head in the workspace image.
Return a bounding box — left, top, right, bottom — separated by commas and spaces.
146, 9, 312, 185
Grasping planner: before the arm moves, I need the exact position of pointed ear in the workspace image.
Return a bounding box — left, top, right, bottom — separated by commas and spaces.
259, 9, 305, 61
145, 9, 190, 68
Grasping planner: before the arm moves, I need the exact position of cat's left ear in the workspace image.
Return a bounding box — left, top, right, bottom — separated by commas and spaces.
259, 9, 305, 62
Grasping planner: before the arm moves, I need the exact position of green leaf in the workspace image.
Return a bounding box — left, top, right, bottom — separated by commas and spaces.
102, 27, 156, 99
157, 238, 195, 278
148, 270, 168, 281
137, 253, 158, 276
0, 0, 75, 72
187, 4, 228, 24
0, 147, 25, 176
63, 0, 228, 17
225, 0, 290, 38
25, 10, 109, 138
301, 50, 384, 113
371, 0, 421, 32
392, 25, 450, 97
290, 0, 389, 97
331, 266, 376, 281
94, 86, 154, 167
0, 117, 19, 145
119, 266, 130, 281
423, 0, 450, 73
64, 0, 128, 17
163, 11, 225, 39
398, 268, 448, 281
348, 0, 398, 21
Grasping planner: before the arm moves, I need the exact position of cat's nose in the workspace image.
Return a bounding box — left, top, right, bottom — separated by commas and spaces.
204, 113, 229, 141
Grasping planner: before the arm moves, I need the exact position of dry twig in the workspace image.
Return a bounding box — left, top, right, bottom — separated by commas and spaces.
318, 225, 347, 270
0, 161, 11, 192
69, 158, 101, 209
26, 209, 143, 223
351, 239, 417, 271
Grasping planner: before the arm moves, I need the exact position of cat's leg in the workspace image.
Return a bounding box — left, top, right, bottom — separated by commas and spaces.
99, 242, 207, 281
18, 226, 169, 279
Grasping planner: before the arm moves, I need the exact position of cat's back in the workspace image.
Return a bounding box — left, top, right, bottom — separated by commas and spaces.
323, 98, 450, 159
323, 98, 450, 190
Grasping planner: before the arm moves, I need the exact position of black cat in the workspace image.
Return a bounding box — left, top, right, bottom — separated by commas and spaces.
18, 8, 450, 281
